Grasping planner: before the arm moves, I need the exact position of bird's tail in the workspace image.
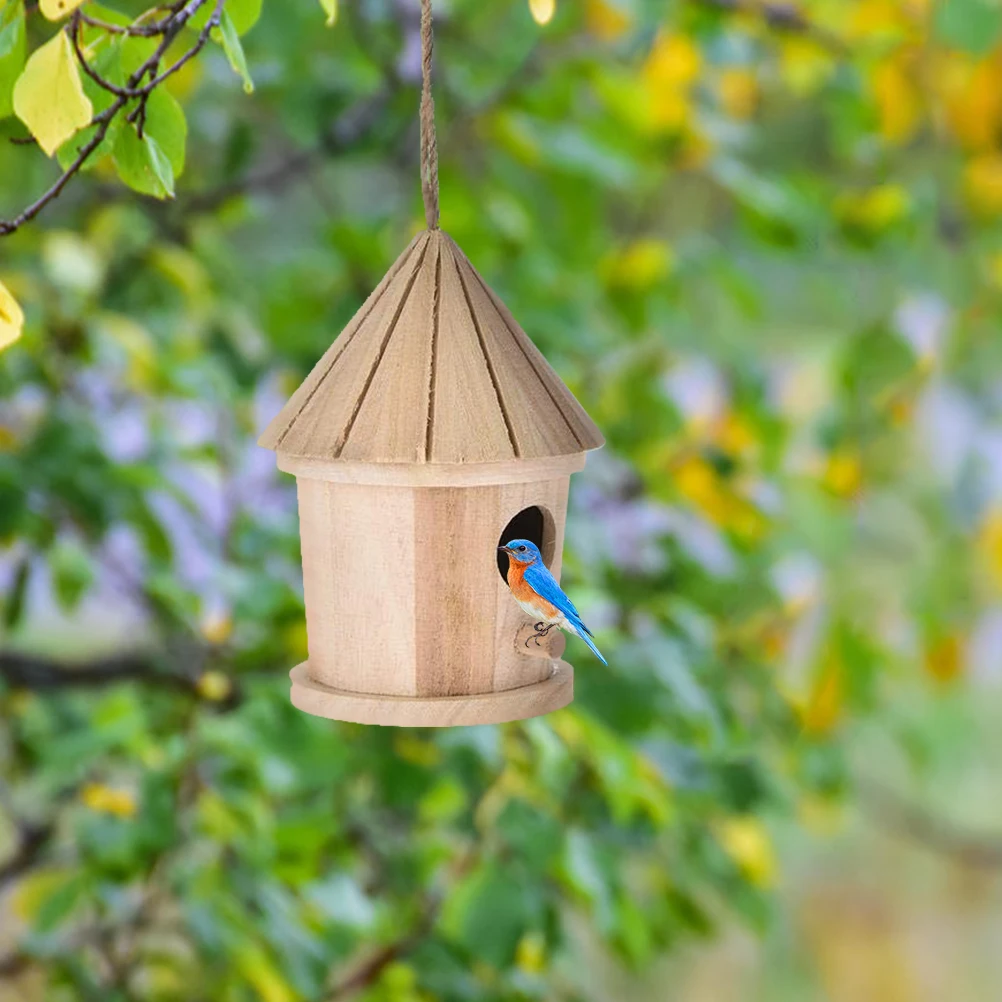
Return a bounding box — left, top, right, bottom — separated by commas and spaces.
570, 621, 608, 666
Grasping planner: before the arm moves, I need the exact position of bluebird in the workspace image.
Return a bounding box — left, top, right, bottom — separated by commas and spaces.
498, 539, 608, 665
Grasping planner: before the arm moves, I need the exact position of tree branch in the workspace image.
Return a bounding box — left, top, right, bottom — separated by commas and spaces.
327, 898, 439, 1001
858, 775, 1002, 869
0, 0, 222, 238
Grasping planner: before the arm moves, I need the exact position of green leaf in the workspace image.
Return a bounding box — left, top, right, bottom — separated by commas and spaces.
50, 539, 94, 611
440, 862, 533, 968
214, 11, 254, 93
3, 557, 29, 629
0, 0, 26, 119
934, 0, 1002, 54
113, 124, 175, 198
142, 87, 187, 178
192, 0, 261, 36
319, 0, 337, 26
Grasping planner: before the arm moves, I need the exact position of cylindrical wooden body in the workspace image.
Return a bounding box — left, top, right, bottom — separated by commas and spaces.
279, 454, 584, 725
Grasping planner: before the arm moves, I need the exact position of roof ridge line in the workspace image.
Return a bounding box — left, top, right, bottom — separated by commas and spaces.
452, 246, 520, 459
334, 235, 433, 458
455, 239, 587, 451
423, 240, 443, 462
273, 231, 429, 450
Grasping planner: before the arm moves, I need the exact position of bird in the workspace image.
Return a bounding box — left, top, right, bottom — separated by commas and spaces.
498, 538, 608, 665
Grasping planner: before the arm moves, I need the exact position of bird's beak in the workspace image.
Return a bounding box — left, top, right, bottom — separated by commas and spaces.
497, 546, 510, 554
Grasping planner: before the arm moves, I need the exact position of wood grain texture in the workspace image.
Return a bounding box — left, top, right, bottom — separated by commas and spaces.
259, 232, 428, 453
298, 479, 417, 697
292, 474, 573, 709
412, 486, 499, 697
290, 659, 573, 727
259, 230, 602, 464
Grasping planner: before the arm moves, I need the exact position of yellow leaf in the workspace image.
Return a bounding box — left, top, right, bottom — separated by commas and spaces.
924, 633, 964, 684
13, 31, 93, 157
801, 658, 843, 735
644, 32, 701, 89
835, 184, 911, 234
39, 0, 86, 20
515, 931, 547, 974
718, 67, 759, 120
979, 508, 1002, 590
716, 817, 777, 888
778, 37, 833, 96
319, 0, 337, 27
964, 154, 1002, 216
871, 60, 920, 144
0, 280, 24, 352
196, 670, 232, 702
200, 608, 233, 645
822, 447, 863, 498
940, 56, 1002, 151
585, 0, 631, 40
80, 783, 137, 819
237, 947, 297, 1002
529, 0, 555, 25
602, 238, 674, 290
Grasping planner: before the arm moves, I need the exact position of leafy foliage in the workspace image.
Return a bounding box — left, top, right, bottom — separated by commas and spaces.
1, 0, 1001, 999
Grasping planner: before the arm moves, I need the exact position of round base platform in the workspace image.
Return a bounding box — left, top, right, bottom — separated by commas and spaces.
290, 660, 574, 727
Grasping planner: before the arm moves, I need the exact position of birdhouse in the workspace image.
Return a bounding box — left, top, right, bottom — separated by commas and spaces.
259, 229, 603, 726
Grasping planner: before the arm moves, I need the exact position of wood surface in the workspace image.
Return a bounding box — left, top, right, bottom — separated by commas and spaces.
259, 229, 603, 464
277, 452, 585, 487
290, 659, 573, 727
295, 475, 572, 704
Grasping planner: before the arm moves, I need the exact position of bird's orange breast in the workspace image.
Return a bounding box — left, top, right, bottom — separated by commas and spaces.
506, 559, 561, 619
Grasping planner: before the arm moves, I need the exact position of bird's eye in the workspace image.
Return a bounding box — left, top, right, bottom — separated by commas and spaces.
518, 545, 526, 552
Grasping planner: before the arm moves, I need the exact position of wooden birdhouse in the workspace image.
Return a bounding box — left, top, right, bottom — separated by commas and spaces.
259, 229, 604, 726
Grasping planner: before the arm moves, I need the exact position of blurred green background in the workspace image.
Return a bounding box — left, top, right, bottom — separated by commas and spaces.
3, 0, 1002, 998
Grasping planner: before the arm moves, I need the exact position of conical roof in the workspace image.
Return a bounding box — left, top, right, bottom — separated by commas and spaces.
259, 229, 604, 465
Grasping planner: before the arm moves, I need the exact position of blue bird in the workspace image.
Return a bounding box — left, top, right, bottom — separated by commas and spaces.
498, 539, 608, 665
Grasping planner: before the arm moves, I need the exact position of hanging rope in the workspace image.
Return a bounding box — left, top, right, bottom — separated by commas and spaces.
419, 0, 440, 230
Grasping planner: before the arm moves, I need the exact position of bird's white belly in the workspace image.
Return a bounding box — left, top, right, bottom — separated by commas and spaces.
516, 597, 564, 627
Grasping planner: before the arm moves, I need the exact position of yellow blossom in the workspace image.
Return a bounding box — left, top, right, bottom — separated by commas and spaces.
716, 816, 777, 887
80, 783, 137, 819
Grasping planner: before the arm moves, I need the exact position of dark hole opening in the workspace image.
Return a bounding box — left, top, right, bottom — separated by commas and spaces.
497, 506, 548, 582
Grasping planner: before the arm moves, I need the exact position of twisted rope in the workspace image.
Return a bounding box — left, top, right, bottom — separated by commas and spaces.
419, 0, 439, 230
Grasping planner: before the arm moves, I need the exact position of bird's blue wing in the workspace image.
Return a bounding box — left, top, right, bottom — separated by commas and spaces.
523, 562, 586, 630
